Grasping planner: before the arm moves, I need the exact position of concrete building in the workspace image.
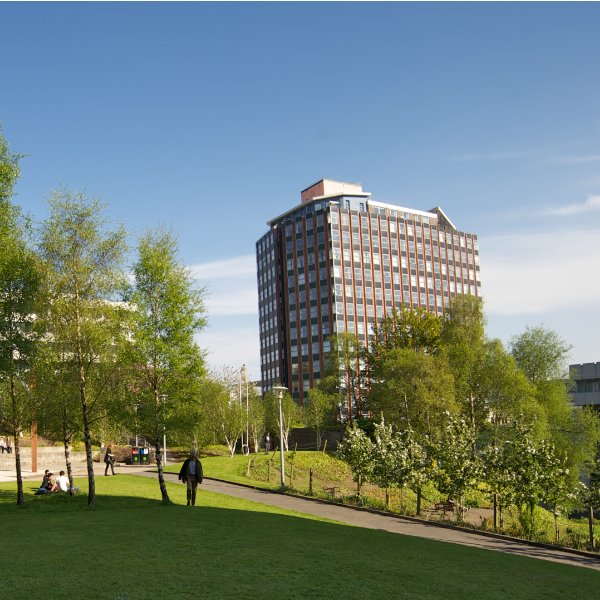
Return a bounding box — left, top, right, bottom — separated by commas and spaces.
256, 179, 482, 411
569, 362, 600, 407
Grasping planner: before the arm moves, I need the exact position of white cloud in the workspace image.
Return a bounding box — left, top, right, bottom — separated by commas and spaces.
197, 323, 260, 381
452, 151, 527, 162
546, 195, 600, 217
190, 255, 256, 280
190, 255, 260, 377
481, 228, 600, 316
191, 254, 258, 316
547, 154, 600, 165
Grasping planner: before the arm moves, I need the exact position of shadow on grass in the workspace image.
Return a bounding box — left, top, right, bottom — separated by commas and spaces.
1, 500, 599, 600
1, 475, 600, 599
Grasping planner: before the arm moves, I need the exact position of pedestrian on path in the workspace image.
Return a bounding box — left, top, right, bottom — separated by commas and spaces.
0, 438, 5, 454
178, 450, 203, 506
104, 446, 116, 476
6, 437, 12, 454
264, 432, 271, 454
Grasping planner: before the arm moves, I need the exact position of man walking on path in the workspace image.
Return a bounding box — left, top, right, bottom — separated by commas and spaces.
178, 450, 203, 506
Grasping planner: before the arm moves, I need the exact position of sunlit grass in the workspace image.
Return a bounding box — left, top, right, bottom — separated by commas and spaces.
1, 475, 598, 599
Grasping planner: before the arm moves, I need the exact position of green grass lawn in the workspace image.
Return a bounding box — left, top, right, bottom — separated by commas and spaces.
165, 453, 281, 489
1, 475, 599, 599
172, 453, 600, 548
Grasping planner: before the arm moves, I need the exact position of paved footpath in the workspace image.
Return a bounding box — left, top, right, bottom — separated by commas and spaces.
135, 468, 600, 572
4, 464, 600, 572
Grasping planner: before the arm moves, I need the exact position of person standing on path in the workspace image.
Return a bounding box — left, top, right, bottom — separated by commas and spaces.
178, 450, 203, 506
0, 438, 5, 454
264, 432, 271, 454
6, 437, 12, 454
104, 446, 116, 476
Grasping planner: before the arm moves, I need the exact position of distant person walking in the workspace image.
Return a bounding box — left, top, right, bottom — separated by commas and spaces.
6, 437, 12, 454
178, 450, 203, 506
104, 446, 116, 476
264, 432, 271, 454
0, 438, 5, 454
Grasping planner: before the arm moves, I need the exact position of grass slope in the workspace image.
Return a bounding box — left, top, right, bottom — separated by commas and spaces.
0, 475, 598, 599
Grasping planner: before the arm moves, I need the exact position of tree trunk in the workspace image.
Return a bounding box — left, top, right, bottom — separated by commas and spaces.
529, 501, 536, 539
11, 374, 24, 506
62, 404, 75, 495
386, 487, 390, 511
63, 435, 74, 496
588, 505, 594, 549
493, 494, 498, 531
416, 487, 422, 516
154, 440, 171, 503
76, 299, 95, 507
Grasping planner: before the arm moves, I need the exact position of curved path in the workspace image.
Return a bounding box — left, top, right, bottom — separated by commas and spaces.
135, 468, 600, 572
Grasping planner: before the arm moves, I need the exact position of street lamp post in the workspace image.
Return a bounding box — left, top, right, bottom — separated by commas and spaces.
134, 402, 140, 448
271, 385, 288, 488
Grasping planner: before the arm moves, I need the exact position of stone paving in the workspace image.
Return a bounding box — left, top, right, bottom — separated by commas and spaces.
3, 463, 600, 572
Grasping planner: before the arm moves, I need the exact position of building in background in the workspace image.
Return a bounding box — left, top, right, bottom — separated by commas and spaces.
256, 179, 482, 413
569, 362, 600, 407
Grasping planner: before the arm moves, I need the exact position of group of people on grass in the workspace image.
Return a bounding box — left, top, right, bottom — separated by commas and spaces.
35, 469, 78, 495
0, 437, 12, 454
32, 446, 204, 505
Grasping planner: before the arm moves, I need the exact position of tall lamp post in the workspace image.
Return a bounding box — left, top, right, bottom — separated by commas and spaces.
271, 385, 288, 488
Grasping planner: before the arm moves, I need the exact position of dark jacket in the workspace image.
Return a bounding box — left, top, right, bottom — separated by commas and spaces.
104, 448, 114, 464
178, 458, 203, 483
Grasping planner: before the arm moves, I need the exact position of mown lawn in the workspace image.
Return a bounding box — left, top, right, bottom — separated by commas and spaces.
1, 475, 599, 599
172, 453, 600, 546
165, 452, 281, 489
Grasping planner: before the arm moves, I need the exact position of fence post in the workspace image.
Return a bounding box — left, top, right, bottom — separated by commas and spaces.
309, 468, 313, 495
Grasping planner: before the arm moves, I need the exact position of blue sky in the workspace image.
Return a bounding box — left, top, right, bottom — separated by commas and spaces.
2, 3, 600, 379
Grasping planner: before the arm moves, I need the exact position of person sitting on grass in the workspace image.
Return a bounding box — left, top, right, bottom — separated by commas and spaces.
56, 470, 79, 494
35, 470, 57, 495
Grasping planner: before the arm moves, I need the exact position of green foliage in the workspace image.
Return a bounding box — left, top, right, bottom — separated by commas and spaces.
291, 451, 349, 482
0, 133, 41, 505
509, 325, 572, 384
194, 375, 239, 452
38, 190, 129, 506
127, 228, 206, 446
431, 413, 481, 514
264, 388, 302, 450
337, 423, 374, 496
0, 126, 21, 207
318, 333, 368, 418
372, 306, 443, 356
201, 444, 231, 457
304, 388, 337, 447
370, 347, 456, 437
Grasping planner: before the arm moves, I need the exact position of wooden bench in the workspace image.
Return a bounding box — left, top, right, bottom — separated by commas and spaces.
434, 501, 455, 514
324, 486, 341, 499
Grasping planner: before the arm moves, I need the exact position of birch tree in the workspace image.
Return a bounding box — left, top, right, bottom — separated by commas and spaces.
127, 228, 206, 502
0, 130, 42, 505
39, 190, 127, 507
